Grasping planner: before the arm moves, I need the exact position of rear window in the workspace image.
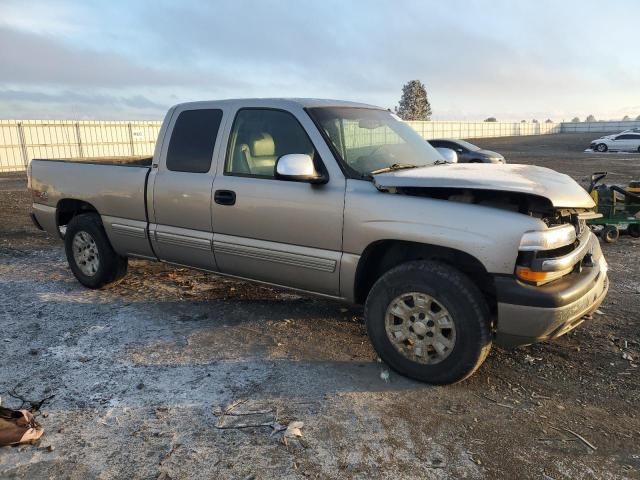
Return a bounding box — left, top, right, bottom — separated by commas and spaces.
166, 109, 223, 173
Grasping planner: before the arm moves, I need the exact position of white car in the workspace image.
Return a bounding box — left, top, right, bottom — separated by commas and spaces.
590, 132, 640, 152
601, 128, 640, 140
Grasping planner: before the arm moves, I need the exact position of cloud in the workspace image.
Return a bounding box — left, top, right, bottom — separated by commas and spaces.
0, 26, 248, 90
0, 89, 168, 119
0, 0, 638, 120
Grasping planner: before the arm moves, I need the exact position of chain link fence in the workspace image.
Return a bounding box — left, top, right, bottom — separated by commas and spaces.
0, 120, 160, 172
2, 118, 638, 173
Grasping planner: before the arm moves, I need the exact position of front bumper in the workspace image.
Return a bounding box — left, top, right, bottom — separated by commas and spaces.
494, 233, 609, 347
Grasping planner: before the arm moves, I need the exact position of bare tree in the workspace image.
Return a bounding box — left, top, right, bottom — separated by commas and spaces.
396, 80, 432, 120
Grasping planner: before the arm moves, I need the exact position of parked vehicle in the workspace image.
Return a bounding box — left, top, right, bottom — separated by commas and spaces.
586, 172, 640, 242
602, 128, 640, 139
29, 98, 608, 384
428, 139, 506, 163
590, 132, 640, 152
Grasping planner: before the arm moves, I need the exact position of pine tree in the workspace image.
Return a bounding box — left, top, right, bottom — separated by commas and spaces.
396, 80, 432, 120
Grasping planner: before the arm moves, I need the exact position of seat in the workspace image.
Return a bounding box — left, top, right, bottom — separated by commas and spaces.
242, 133, 278, 176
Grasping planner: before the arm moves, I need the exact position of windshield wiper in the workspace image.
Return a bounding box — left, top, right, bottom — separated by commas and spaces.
369, 163, 419, 175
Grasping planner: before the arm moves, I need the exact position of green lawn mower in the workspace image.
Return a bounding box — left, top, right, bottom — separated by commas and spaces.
586, 172, 640, 243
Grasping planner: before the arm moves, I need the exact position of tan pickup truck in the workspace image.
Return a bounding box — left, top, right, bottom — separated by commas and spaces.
28, 98, 609, 384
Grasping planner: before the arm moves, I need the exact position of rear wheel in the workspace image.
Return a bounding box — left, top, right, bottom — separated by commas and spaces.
602, 225, 619, 243
364, 260, 492, 385
64, 213, 128, 288
596, 143, 608, 152
627, 224, 640, 238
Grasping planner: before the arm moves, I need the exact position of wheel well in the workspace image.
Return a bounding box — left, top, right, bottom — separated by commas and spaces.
56, 199, 99, 227
353, 240, 496, 310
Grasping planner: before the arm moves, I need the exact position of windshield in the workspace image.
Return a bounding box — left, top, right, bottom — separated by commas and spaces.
453, 139, 481, 151
308, 107, 444, 177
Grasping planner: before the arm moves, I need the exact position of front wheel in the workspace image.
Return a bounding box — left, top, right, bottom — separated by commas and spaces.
64, 213, 128, 288
364, 260, 492, 385
595, 143, 608, 152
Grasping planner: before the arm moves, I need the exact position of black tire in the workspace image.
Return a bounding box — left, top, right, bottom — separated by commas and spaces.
64, 213, 128, 289
602, 225, 619, 243
627, 224, 640, 238
364, 260, 492, 385
596, 143, 608, 152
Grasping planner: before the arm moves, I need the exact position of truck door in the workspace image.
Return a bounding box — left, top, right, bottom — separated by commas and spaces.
148, 107, 225, 270
211, 107, 346, 296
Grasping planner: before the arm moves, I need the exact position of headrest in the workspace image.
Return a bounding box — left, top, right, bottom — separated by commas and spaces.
250, 133, 275, 157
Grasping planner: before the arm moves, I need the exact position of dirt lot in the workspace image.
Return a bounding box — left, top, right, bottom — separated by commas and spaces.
1, 133, 639, 479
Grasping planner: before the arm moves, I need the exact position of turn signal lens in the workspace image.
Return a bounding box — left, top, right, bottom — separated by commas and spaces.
515, 266, 572, 285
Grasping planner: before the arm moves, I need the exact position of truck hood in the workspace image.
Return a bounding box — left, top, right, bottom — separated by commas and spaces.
373, 163, 595, 209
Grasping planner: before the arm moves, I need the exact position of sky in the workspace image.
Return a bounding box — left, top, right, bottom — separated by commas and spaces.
0, 0, 638, 121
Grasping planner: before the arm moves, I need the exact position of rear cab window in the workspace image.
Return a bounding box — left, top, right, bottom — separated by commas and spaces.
166, 109, 223, 173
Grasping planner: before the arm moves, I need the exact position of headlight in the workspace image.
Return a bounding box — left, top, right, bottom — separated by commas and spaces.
519, 224, 576, 251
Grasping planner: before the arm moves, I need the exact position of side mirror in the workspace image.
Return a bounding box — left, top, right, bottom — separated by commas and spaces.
275, 154, 327, 184
435, 147, 458, 163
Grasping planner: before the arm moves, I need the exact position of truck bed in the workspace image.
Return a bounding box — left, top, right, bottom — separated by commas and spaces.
30, 159, 152, 240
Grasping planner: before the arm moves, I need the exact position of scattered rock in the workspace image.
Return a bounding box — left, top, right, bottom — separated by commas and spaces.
622, 352, 633, 362
380, 369, 390, 382
524, 354, 536, 365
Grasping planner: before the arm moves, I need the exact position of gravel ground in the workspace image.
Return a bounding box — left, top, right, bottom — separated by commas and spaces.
0, 133, 639, 479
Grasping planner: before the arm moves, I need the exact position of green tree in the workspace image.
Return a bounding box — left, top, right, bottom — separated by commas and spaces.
571, 117, 580, 122
396, 80, 432, 120
586, 114, 596, 122
545, 119, 553, 123
484, 117, 497, 122
622, 115, 631, 121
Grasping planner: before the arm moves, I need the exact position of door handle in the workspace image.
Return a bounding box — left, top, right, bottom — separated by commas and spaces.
214, 190, 236, 206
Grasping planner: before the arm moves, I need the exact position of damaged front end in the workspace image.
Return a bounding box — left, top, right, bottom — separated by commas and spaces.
371, 165, 608, 347
376, 183, 601, 287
